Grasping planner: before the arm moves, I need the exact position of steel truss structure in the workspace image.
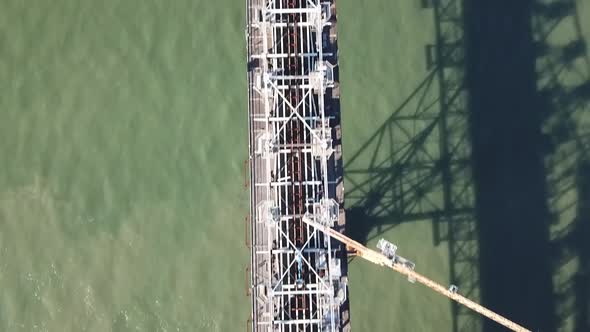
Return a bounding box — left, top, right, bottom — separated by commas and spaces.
246, 1, 347, 331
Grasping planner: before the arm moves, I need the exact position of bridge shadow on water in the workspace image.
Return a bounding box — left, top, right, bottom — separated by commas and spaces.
343, 0, 590, 331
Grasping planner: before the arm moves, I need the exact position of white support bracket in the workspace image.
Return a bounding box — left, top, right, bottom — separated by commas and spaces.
257, 201, 280, 226
256, 132, 277, 159
311, 128, 334, 160
316, 198, 339, 227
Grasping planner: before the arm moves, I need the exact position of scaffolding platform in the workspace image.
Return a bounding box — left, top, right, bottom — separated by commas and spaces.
245, 0, 350, 331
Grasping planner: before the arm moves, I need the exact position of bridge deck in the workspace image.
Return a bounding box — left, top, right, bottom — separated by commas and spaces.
245, 1, 349, 331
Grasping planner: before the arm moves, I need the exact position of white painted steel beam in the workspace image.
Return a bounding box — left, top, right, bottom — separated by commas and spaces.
247, 1, 342, 331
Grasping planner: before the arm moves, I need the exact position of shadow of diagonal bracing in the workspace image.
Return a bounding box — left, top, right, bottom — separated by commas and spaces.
345, 1, 480, 330
532, 1, 590, 331
344, 0, 590, 331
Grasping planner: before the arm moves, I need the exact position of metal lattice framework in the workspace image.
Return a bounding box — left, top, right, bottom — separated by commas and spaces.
246, 1, 347, 331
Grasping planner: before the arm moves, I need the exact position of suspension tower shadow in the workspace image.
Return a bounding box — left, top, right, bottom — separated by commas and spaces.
343, 0, 590, 331
465, 0, 590, 330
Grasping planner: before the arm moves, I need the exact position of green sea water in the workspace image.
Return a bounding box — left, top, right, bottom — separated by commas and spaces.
1, 1, 247, 330
2, 0, 589, 331
338, 3, 452, 331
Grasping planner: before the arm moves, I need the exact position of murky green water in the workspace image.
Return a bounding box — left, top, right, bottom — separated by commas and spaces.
1, 1, 247, 330
338, 3, 453, 331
